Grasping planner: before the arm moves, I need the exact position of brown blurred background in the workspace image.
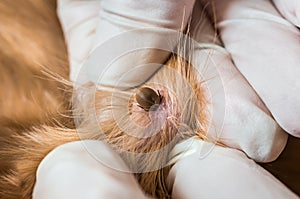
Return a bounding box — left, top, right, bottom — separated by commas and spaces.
0, 0, 69, 186
261, 136, 300, 195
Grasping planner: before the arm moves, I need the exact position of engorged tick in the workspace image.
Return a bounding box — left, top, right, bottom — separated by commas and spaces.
136, 87, 162, 111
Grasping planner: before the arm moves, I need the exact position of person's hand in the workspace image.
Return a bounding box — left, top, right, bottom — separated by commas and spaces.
57, 0, 195, 88
167, 138, 298, 199
273, 0, 300, 28
33, 141, 151, 199
199, 0, 300, 137
188, 0, 288, 162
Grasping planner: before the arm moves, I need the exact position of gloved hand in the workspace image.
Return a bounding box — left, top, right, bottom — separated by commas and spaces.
199, 0, 300, 137
273, 0, 300, 27
188, 0, 287, 162
57, 0, 195, 88
32, 141, 151, 199
167, 138, 298, 199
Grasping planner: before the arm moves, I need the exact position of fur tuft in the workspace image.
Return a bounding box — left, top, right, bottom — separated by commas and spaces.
74, 53, 209, 197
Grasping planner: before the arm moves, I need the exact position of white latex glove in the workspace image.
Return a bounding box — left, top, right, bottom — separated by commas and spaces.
57, 0, 195, 88
33, 141, 151, 199
189, 0, 287, 162
200, 0, 300, 137
273, 0, 300, 27
167, 138, 298, 199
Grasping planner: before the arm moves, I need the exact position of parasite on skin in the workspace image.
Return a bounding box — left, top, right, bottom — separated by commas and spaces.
135, 87, 163, 111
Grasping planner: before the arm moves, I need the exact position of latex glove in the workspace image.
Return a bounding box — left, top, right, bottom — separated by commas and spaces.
32, 141, 151, 199
167, 138, 298, 199
57, 0, 195, 88
273, 0, 300, 27
199, 0, 300, 137
189, 0, 287, 162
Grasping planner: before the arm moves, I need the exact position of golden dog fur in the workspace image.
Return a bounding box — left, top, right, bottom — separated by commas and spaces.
0, 1, 75, 198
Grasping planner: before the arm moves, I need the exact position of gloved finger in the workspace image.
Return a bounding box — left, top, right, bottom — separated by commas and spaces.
33, 140, 151, 199
273, 0, 300, 27
188, 1, 287, 162
200, 0, 300, 137
81, 0, 196, 88
167, 139, 298, 199
57, 0, 101, 81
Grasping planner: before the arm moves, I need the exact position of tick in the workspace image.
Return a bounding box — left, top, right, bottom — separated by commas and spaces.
136, 87, 163, 111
